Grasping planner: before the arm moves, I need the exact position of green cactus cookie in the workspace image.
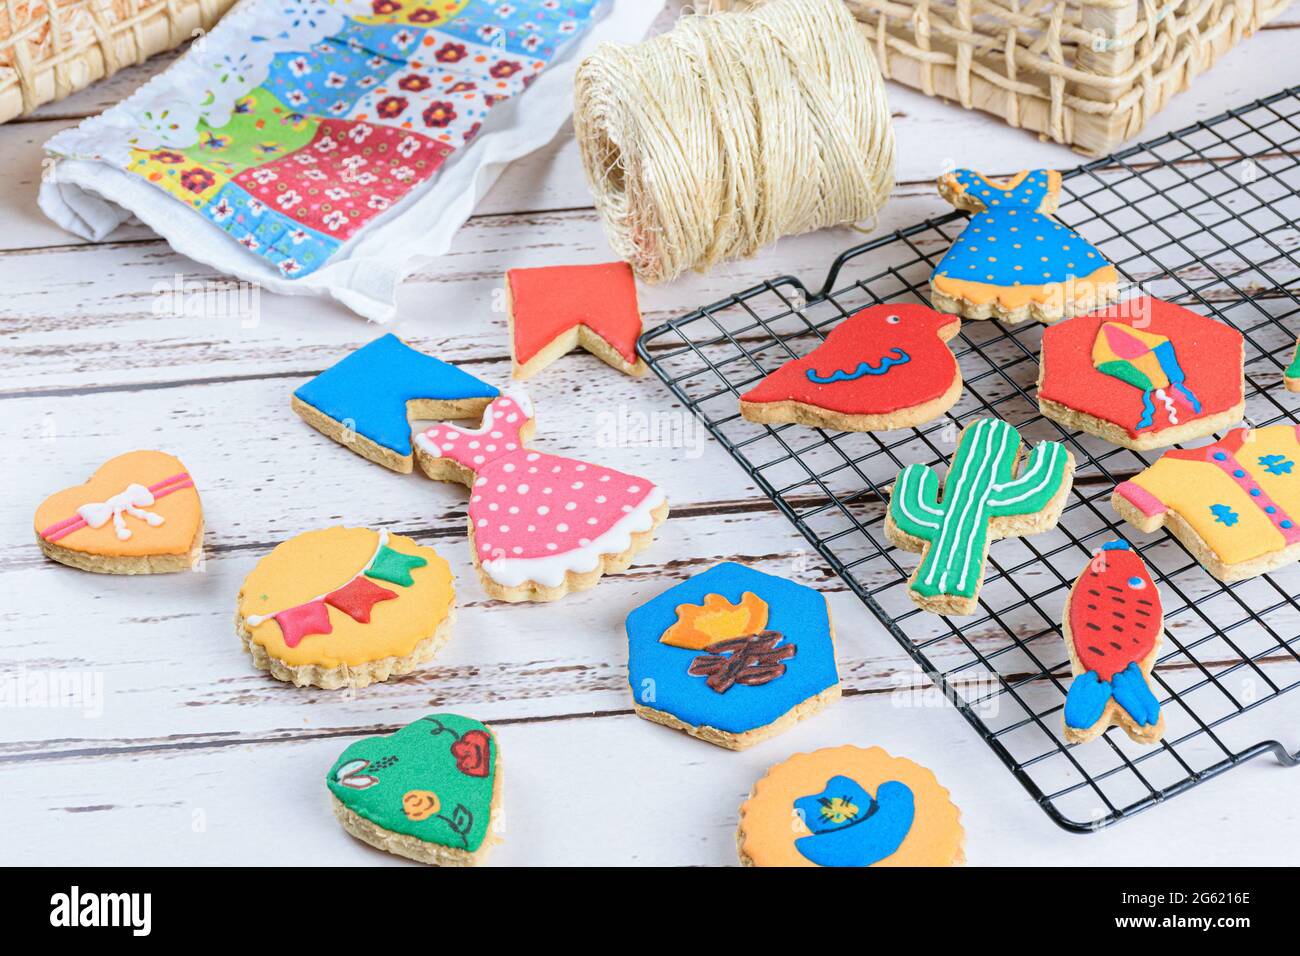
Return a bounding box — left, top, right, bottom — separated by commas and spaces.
887, 418, 1074, 615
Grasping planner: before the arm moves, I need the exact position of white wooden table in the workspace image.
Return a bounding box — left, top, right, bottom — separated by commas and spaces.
4, 3, 1299, 866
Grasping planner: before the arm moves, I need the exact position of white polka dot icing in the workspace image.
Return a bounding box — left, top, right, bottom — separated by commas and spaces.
415, 392, 664, 588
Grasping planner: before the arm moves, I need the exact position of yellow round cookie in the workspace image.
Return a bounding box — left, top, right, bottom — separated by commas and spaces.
738, 745, 964, 867
236, 527, 454, 686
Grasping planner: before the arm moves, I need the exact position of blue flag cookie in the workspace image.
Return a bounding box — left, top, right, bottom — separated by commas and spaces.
929, 169, 1119, 324
293, 334, 498, 473
625, 562, 840, 749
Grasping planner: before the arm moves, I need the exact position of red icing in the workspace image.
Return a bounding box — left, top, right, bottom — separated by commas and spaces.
739, 303, 960, 415
274, 601, 334, 649
508, 262, 642, 366
1068, 547, 1160, 682
1038, 297, 1244, 439
324, 576, 398, 623
451, 729, 492, 777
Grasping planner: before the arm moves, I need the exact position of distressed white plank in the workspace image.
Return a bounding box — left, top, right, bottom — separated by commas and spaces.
4, 689, 1298, 866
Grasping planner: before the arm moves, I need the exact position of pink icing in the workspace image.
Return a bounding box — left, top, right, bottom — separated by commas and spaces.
1115, 480, 1166, 518
419, 395, 660, 565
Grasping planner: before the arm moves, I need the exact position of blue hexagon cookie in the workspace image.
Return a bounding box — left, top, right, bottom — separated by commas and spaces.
626, 562, 841, 749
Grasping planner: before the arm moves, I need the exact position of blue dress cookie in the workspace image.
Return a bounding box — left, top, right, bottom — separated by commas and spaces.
293, 334, 499, 473
930, 169, 1118, 324
625, 562, 840, 749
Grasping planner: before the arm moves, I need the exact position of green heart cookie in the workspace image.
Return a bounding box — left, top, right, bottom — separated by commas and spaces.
327, 714, 499, 862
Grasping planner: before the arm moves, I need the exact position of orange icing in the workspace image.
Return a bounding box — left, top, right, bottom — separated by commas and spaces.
34, 451, 202, 557
238, 527, 454, 668
933, 263, 1117, 310
659, 592, 769, 650
739, 745, 964, 867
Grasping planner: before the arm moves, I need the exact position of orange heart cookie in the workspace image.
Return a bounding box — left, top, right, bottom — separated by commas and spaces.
34, 451, 203, 574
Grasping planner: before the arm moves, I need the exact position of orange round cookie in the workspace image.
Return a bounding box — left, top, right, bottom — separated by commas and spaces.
236, 526, 455, 689
34, 450, 203, 574
738, 745, 964, 867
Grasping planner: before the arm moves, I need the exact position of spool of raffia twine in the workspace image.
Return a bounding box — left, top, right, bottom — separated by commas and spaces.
572, 0, 896, 284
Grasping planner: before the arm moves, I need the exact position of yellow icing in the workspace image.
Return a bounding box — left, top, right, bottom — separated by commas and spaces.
660, 592, 769, 650
740, 745, 963, 867
34, 451, 202, 557
238, 527, 454, 668
933, 263, 1118, 310
1126, 428, 1300, 565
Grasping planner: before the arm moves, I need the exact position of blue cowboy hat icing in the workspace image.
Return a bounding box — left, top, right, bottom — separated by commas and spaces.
793, 776, 915, 867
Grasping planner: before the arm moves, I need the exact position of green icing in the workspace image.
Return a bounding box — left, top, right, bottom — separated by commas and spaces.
326, 714, 497, 853
1287, 338, 1300, 382
889, 418, 1070, 602
365, 545, 428, 587
1095, 359, 1152, 392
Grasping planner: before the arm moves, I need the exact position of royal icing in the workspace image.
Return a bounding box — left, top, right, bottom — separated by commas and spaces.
1039, 298, 1244, 440
34, 451, 202, 557
238, 527, 453, 668
327, 714, 497, 855
1064, 541, 1162, 734
416, 392, 665, 589
931, 169, 1117, 312
1285, 337, 1300, 392
295, 333, 498, 457
1114, 424, 1300, 569
507, 261, 642, 374
738, 746, 963, 867
889, 418, 1072, 609
740, 303, 961, 418
625, 562, 839, 735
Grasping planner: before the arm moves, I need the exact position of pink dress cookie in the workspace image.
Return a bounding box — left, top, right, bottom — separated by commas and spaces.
414, 393, 669, 602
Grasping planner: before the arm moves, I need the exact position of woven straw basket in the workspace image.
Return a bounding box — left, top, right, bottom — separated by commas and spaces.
714, 0, 1290, 155
1, 0, 237, 125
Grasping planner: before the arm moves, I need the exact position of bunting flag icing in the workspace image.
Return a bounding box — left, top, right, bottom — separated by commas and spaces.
293, 333, 499, 472
244, 529, 425, 647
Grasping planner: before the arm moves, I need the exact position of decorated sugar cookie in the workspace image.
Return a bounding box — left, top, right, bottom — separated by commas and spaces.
1039, 297, 1244, 450
737, 746, 964, 867
34, 451, 202, 574
739, 303, 963, 432
237, 527, 454, 689
625, 562, 840, 749
887, 418, 1074, 615
1285, 338, 1300, 392
1062, 541, 1164, 745
1113, 423, 1300, 582
293, 333, 499, 473
930, 169, 1118, 324
414, 392, 668, 601
327, 714, 500, 867
506, 261, 647, 379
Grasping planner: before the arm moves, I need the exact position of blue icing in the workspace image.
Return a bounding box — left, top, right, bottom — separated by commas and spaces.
806, 348, 909, 383
625, 562, 839, 734
1065, 663, 1160, 730
1259, 454, 1294, 475
931, 169, 1109, 289
294, 333, 498, 456
1210, 503, 1238, 526
794, 777, 914, 867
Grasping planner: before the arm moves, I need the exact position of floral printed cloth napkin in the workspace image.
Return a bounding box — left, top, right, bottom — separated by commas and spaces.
39, 0, 661, 320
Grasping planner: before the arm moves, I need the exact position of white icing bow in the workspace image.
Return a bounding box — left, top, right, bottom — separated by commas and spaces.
76, 483, 165, 540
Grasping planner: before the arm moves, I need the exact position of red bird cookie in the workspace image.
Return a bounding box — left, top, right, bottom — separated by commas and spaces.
739, 304, 962, 431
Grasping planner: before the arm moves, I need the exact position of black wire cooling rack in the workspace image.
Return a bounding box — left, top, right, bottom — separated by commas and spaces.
639, 87, 1300, 832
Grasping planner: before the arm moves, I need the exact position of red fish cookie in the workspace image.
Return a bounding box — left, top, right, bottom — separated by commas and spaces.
1038, 297, 1244, 450
739, 304, 963, 431
34, 451, 202, 574
1062, 541, 1165, 745
737, 746, 964, 867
